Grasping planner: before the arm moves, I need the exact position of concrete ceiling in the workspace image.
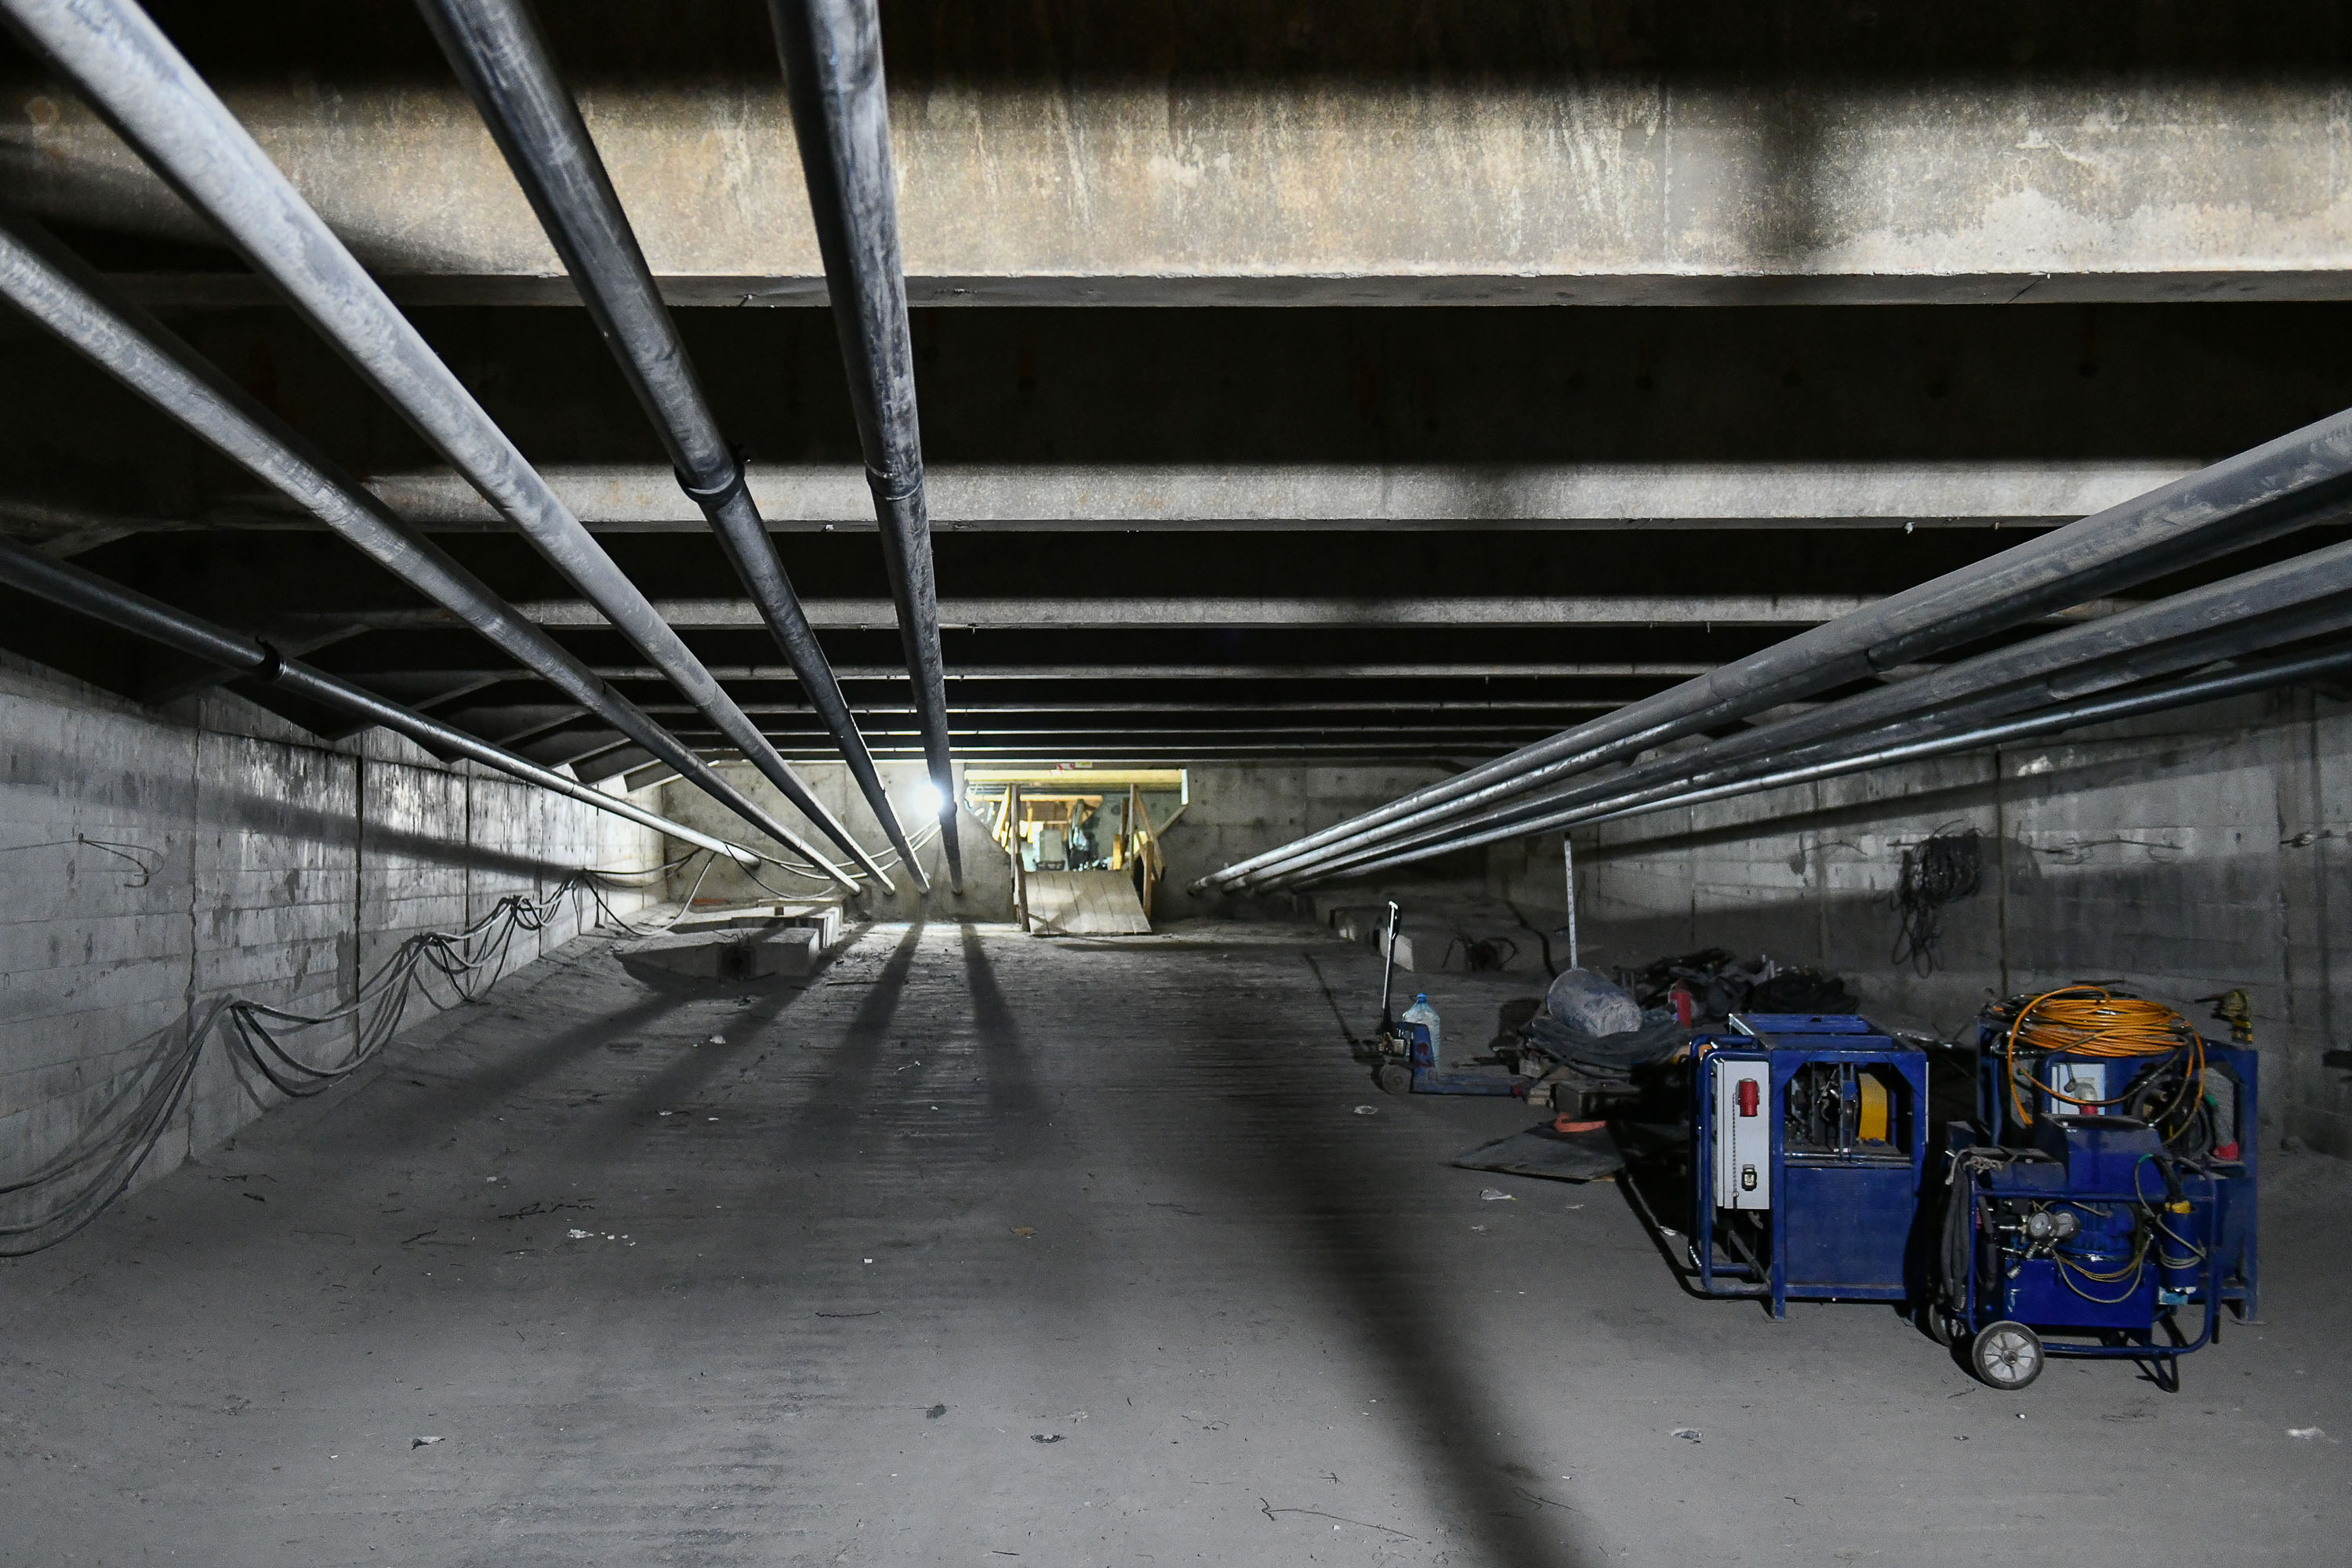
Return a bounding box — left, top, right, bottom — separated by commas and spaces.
3, 1, 2351, 779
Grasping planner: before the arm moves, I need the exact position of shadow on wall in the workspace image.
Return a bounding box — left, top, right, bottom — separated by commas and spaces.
5, 727, 633, 884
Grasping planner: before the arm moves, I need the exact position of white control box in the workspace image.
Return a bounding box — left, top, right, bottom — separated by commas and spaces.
2044, 1059, 2106, 1118
1712, 1058, 1773, 1210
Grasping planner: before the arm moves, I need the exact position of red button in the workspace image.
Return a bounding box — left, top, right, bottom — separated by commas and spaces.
1737, 1080, 1760, 1117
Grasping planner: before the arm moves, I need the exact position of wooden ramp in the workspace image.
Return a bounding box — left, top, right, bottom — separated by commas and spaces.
1024, 869, 1152, 935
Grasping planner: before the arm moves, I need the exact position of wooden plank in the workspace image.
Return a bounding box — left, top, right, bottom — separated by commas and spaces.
1022, 870, 1150, 935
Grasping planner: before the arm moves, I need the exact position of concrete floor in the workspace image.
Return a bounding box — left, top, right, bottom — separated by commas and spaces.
2, 920, 2347, 1566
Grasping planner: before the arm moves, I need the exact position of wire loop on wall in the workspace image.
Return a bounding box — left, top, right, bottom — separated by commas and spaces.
0, 872, 648, 1256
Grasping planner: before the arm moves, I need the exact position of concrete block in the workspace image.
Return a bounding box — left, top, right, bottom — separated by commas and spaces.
617, 924, 822, 982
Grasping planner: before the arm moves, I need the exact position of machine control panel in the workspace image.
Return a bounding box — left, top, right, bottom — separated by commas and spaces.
1712, 1058, 1773, 1210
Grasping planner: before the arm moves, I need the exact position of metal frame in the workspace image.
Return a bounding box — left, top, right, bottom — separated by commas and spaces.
1951, 1160, 2220, 1381
1690, 1016, 1930, 1320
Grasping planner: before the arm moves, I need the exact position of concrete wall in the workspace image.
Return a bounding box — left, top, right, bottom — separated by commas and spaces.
653, 758, 1480, 921
652, 757, 1007, 917
0, 650, 663, 1216
1489, 687, 2352, 1155
1156, 763, 1487, 916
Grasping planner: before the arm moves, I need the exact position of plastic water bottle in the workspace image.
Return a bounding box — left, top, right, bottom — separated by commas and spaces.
1401, 993, 1441, 1072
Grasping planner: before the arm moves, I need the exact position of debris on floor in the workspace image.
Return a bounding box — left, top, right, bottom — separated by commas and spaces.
1478, 1187, 1515, 1201
1454, 1121, 1626, 1183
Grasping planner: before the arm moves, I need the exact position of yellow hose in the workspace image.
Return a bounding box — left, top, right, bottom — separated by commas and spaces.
2002, 985, 2204, 1129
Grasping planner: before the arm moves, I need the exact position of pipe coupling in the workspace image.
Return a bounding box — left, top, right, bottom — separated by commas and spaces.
677, 450, 750, 515
866, 461, 924, 506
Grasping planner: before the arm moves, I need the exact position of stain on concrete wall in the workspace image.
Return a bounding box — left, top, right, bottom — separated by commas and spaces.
0, 651, 662, 1204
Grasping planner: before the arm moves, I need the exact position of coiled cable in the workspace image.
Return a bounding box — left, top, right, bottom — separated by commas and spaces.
2000, 985, 2205, 1140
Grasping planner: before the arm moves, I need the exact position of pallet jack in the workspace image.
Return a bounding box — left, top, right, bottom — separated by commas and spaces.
1369, 902, 1531, 1098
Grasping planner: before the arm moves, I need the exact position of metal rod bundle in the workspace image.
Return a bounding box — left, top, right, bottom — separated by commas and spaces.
0, 537, 775, 872
412, 0, 930, 894
1267, 530, 2352, 886
0, 0, 892, 890
1327, 643, 2352, 886
0, 209, 851, 884
768, 0, 963, 890
1203, 402, 2352, 891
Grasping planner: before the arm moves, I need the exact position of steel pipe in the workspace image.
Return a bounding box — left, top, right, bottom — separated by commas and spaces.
0, 208, 855, 887
1326, 643, 2352, 887
0, 0, 891, 890
768, 0, 962, 890
1278, 534, 2352, 884
414, 0, 929, 895
0, 537, 776, 872
1200, 401, 2352, 891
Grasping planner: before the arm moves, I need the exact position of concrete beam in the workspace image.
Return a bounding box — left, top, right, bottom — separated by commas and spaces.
619, 699, 1617, 717
315, 595, 1871, 632
662, 724, 1572, 744
311, 592, 2143, 633
6, 37, 2350, 303
203, 461, 2195, 532
357, 661, 1718, 686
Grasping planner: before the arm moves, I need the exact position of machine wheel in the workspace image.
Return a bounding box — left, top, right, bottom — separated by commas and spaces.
1377, 1062, 1414, 1097
1969, 1320, 2045, 1390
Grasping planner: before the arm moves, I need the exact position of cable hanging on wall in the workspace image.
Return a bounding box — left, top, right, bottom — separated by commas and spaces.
1889, 825, 1984, 975
0, 871, 650, 1256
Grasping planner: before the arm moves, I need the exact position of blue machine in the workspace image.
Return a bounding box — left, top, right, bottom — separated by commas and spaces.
1688, 1014, 1930, 1319
1654, 1000, 2256, 1391
1931, 999, 2260, 1387
1973, 1019, 2258, 1321
1938, 1116, 2222, 1390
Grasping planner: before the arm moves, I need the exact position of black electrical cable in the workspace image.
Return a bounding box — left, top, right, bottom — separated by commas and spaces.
1891, 826, 1984, 975
1938, 1145, 2031, 1314
0, 870, 652, 1255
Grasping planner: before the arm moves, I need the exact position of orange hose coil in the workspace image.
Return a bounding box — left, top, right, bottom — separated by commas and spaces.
2002, 985, 2205, 1129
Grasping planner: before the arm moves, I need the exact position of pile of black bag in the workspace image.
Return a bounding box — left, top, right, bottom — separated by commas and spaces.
1616, 947, 1855, 1024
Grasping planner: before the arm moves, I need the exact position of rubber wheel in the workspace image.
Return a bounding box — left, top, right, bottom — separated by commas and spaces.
1377, 1062, 1414, 1097
1970, 1320, 2045, 1390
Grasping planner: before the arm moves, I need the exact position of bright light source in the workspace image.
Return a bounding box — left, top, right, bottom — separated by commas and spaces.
909, 780, 946, 818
